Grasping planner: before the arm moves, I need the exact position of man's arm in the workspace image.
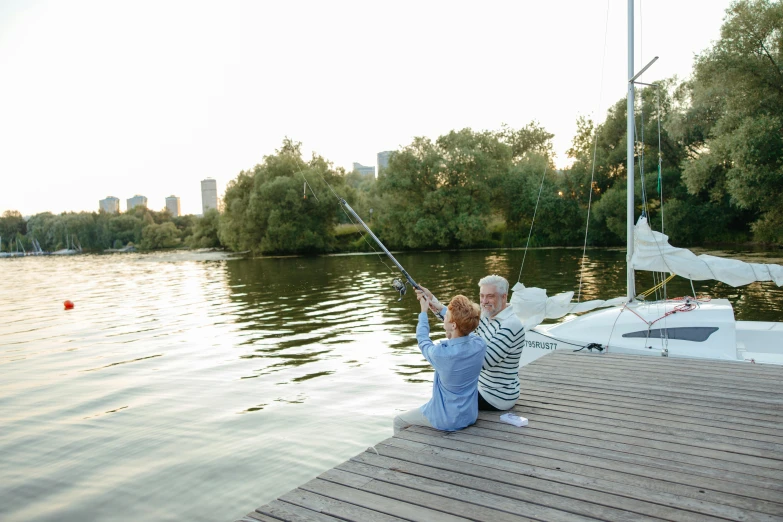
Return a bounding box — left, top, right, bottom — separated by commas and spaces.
416, 285, 446, 320
482, 319, 525, 370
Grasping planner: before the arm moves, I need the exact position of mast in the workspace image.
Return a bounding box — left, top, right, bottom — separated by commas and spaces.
626, 0, 636, 301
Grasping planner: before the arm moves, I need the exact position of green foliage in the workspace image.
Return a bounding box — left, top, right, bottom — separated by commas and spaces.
19, 206, 199, 252
173, 214, 198, 244
375, 130, 506, 249
188, 209, 221, 248
678, 0, 783, 241
141, 222, 181, 249
219, 138, 342, 255
0, 210, 26, 248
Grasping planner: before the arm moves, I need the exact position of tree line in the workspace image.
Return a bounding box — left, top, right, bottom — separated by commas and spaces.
2, 0, 780, 254
0, 206, 221, 253
218, 1, 783, 254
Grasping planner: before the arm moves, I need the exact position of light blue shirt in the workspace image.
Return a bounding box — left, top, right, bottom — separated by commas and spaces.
416, 312, 486, 431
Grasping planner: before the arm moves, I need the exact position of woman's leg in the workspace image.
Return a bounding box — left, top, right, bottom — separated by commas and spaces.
393, 407, 433, 434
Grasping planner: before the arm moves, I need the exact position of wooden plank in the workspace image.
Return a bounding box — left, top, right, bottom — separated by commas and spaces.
473, 412, 783, 489
291, 480, 461, 522
317, 469, 534, 522
538, 352, 783, 383
520, 366, 783, 406
402, 427, 783, 515
563, 348, 783, 367
519, 375, 783, 423
507, 405, 783, 465
247, 353, 783, 522
394, 429, 782, 521
330, 461, 599, 522
538, 350, 783, 377
236, 511, 278, 522
527, 365, 783, 400
463, 422, 783, 503
354, 446, 714, 522
501, 411, 783, 473
534, 353, 783, 383
556, 351, 783, 376
531, 356, 783, 394
513, 397, 783, 446
519, 385, 783, 431
519, 369, 782, 413
256, 499, 345, 521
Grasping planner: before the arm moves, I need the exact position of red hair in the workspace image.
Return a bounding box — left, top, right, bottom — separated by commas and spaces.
447, 295, 481, 335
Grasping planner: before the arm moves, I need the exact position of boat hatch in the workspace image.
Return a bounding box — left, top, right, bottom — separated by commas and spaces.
622, 327, 719, 342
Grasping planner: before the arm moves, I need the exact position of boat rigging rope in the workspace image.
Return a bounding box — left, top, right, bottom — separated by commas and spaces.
576, 0, 612, 303
517, 161, 548, 283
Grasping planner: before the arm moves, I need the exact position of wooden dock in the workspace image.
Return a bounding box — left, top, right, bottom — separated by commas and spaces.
239, 351, 783, 521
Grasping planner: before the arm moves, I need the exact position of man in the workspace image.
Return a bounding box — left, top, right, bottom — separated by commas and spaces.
416, 274, 525, 411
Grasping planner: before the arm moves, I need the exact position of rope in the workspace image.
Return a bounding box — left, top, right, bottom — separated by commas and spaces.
517, 161, 548, 283
577, 0, 612, 303
637, 273, 676, 299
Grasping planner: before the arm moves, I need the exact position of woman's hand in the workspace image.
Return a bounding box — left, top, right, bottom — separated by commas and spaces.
418, 292, 430, 313
417, 285, 444, 314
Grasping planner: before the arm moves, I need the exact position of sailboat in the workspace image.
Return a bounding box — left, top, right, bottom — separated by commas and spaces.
51, 234, 82, 256
0, 237, 10, 258
0, 236, 26, 258
513, 0, 783, 367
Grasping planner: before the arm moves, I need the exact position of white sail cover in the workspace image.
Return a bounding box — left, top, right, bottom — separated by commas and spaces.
632, 216, 783, 287
509, 217, 783, 328
509, 283, 627, 330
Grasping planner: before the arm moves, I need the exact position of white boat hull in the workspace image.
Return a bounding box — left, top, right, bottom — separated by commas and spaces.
520, 298, 783, 367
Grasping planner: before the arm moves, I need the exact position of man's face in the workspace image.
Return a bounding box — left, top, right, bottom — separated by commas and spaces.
479, 284, 505, 318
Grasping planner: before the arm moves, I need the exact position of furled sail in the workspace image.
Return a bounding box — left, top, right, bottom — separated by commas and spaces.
632, 216, 783, 287
509, 283, 627, 330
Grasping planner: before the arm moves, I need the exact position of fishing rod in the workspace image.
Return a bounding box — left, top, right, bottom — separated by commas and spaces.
338, 198, 420, 301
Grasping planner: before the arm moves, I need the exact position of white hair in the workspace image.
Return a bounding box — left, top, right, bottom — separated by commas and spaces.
478, 274, 509, 295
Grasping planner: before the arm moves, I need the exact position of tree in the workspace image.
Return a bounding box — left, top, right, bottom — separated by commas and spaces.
678, 0, 783, 242
188, 209, 221, 248
0, 210, 26, 246
141, 222, 180, 249
219, 139, 343, 254
376, 129, 510, 249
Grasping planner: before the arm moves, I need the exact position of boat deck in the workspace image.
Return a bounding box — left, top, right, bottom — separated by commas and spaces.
239, 351, 783, 522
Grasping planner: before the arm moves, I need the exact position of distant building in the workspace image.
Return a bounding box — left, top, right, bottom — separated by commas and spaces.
352, 162, 375, 178
201, 178, 218, 214
127, 195, 147, 210
377, 151, 393, 173
99, 196, 120, 214
165, 196, 181, 217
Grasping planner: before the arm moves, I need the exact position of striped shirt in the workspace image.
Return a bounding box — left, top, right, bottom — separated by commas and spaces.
437, 303, 524, 410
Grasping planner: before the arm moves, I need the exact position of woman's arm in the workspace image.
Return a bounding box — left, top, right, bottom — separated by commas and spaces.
416, 294, 437, 365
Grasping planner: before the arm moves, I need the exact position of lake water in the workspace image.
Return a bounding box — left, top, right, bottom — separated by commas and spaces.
2, 248, 782, 521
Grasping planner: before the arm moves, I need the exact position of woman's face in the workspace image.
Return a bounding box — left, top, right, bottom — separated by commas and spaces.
443, 310, 458, 339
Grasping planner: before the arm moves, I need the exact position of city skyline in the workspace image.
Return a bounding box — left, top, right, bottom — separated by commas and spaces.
1, 0, 734, 216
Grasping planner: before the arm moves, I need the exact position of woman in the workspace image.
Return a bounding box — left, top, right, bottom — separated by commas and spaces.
393, 292, 486, 434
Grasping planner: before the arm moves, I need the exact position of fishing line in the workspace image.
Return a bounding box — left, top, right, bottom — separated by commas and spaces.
291, 154, 420, 298
292, 156, 395, 273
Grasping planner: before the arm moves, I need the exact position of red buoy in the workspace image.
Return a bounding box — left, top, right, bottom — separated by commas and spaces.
64, 300, 74, 310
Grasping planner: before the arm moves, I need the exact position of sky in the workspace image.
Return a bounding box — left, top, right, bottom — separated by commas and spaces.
0, 0, 734, 216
